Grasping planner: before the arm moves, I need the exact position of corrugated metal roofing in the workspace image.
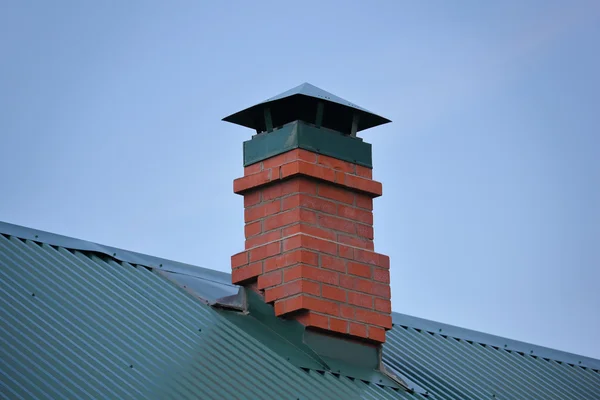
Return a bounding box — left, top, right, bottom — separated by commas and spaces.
1, 221, 599, 399
384, 321, 600, 399
0, 224, 413, 400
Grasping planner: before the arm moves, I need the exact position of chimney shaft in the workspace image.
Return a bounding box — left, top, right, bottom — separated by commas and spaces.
226, 83, 392, 343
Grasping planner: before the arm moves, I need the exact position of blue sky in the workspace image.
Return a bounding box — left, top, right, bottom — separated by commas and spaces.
1, 1, 599, 359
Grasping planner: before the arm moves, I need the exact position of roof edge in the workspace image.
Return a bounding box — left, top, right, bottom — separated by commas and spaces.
0, 220, 233, 288
392, 312, 600, 370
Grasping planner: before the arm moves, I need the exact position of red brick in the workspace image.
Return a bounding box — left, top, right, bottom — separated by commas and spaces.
249, 242, 281, 262
261, 152, 285, 170
244, 200, 281, 222
344, 174, 382, 197
340, 304, 355, 319
304, 235, 338, 255
280, 161, 299, 179
274, 300, 285, 315
347, 291, 373, 309
244, 162, 262, 175
231, 251, 248, 268
295, 149, 318, 163
368, 326, 386, 343
245, 230, 282, 250
318, 185, 354, 204
282, 194, 337, 215
355, 165, 373, 179
338, 245, 354, 259
322, 284, 346, 302
300, 161, 337, 182
257, 270, 282, 290
318, 215, 355, 235
347, 262, 372, 278
261, 184, 284, 201
282, 235, 302, 252
359, 252, 389, 269
275, 294, 340, 316
373, 268, 390, 283
264, 250, 319, 272
319, 254, 346, 272
317, 154, 355, 174
374, 298, 392, 313
378, 254, 390, 269
354, 278, 374, 294
349, 322, 368, 338
263, 149, 317, 170
290, 178, 319, 196
356, 224, 374, 240
353, 249, 380, 266
296, 311, 329, 330
243, 191, 261, 207
283, 265, 302, 282
280, 161, 337, 183
303, 296, 340, 316
233, 170, 272, 193
264, 208, 317, 232
283, 234, 338, 255
263, 209, 298, 231
264, 280, 320, 303
244, 221, 262, 238
355, 194, 373, 210
372, 282, 391, 299
231, 262, 262, 284
282, 223, 336, 242
296, 265, 339, 286
274, 294, 304, 315
337, 205, 373, 225
260, 177, 315, 201
339, 275, 355, 290
337, 234, 373, 250
354, 309, 393, 329
329, 317, 349, 334
334, 171, 345, 184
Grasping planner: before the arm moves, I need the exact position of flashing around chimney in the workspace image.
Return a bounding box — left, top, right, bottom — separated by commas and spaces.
243, 121, 373, 168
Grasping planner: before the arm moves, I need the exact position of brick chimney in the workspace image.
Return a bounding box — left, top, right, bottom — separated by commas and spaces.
225, 83, 392, 343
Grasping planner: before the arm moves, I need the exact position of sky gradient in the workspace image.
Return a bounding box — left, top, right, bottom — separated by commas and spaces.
1, 1, 599, 359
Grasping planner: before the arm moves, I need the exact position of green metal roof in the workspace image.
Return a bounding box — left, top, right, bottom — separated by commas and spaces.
1, 221, 599, 399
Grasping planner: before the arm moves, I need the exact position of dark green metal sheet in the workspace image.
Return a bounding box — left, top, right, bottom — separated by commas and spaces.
0, 223, 413, 400
1, 221, 599, 400
384, 320, 600, 399
243, 121, 373, 168
223, 82, 391, 134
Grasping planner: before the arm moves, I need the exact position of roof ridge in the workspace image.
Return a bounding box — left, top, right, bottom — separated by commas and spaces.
0, 220, 232, 285
392, 312, 600, 370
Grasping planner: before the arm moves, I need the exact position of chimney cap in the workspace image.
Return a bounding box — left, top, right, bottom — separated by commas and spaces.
222, 83, 391, 135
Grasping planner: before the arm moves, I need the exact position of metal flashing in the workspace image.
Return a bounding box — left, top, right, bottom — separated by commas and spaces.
220, 289, 403, 389
243, 120, 373, 168
211, 286, 247, 311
